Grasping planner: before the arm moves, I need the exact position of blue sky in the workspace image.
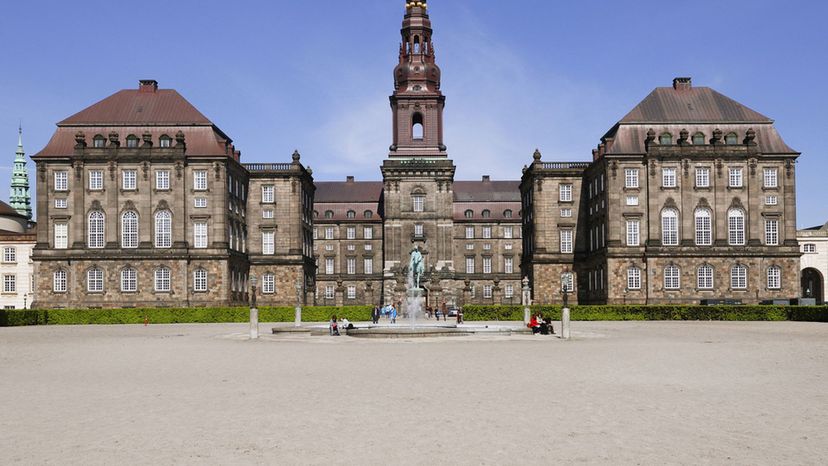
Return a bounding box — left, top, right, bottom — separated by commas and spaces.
1, 0, 826, 227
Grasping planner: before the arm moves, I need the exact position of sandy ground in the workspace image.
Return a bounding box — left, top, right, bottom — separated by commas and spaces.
0, 321, 826, 466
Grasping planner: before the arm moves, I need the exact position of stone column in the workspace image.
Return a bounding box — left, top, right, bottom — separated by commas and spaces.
522, 276, 531, 324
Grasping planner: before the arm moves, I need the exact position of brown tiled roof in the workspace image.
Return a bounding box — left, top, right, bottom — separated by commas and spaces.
35, 126, 231, 158
619, 86, 772, 124
453, 201, 521, 222
315, 181, 384, 203
59, 89, 212, 126
453, 180, 520, 202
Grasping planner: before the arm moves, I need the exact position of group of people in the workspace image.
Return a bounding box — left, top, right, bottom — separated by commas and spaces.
329, 315, 355, 336
528, 313, 555, 335
371, 304, 399, 324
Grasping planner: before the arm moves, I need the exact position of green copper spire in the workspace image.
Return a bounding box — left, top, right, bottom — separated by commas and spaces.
10, 124, 32, 220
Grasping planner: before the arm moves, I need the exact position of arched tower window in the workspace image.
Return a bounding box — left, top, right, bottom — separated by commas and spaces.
412, 113, 424, 140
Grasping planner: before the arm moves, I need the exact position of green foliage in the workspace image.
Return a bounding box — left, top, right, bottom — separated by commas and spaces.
788, 306, 828, 323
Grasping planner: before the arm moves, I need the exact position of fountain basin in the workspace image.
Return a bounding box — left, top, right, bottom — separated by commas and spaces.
346, 326, 473, 339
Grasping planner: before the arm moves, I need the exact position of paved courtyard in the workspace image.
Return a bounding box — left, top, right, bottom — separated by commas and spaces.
1, 321, 826, 465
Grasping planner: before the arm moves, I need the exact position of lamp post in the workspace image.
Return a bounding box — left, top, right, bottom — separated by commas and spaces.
561, 276, 571, 340
249, 274, 258, 340
294, 279, 303, 327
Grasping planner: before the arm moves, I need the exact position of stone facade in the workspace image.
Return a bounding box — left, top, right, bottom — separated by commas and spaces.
798, 223, 828, 304
0, 203, 35, 309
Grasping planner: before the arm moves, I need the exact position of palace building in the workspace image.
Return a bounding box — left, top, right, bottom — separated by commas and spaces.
30, 1, 802, 308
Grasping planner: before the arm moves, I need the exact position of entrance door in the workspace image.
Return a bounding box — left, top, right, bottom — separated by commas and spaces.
801, 268, 824, 304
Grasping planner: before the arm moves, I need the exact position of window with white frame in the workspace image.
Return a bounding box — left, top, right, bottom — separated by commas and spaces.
627, 267, 641, 290
562, 273, 574, 293
765, 195, 778, 206
626, 196, 639, 206
3, 274, 16, 293
664, 265, 680, 290
121, 211, 139, 248
483, 243, 492, 251
194, 197, 207, 208
262, 209, 274, 219
662, 168, 677, 188
728, 209, 745, 246
346, 258, 356, 275
483, 226, 492, 239
347, 244, 356, 252
695, 208, 712, 246
625, 169, 639, 188
154, 211, 172, 248
154, 267, 171, 292
504, 257, 513, 274
54, 223, 68, 249
661, 209, 679, 246
763, 168, 778, 188
483, 257, 492, 274
803, 243, 817, 253
765, 219, 779, 246
465, 243, 474, 251
731, 264, 747, 289
364, 244, 373, 251
155, 170, 170, 190
87, 268, 104, 292
626, 220, 640, 247
194, 222, 208, 249
89, 170, 104, 190
121, 268, 137, 292
697, 265, 714, 289
262, 273, 275, 294
55, 198, 67, 209
346, 227, 356, 240
325, 258, 334, 275
325, 285, 335, 300
561, 208, 573, 218
364, 258, 373, 275
262, 231, 275, 255
412, 194, 424, 212
483, 285, 493, 299
194, 170, 208, 191
695, 167, 710, 188
122, 170, 137, 190
325, 244, 334, 252
729, 168, 743, 188
88, 211, 105, 248
54, 171, 68, 191
262, 186, 274, 203
3, 247, 16, 263
560, 229, 573, 253
53, 270, 67, 292
767, 266, 781, 290
465, 257, 475, 274
347, 286, 356, 300
194, 269, 208, 292
465, 227, 474, 239
364, 227, 373, 239
503, 226, 513, 239
504, 243, 513, 250
505, 284, 514, 299
559, 184, 573, 202
325, 227, 334, 240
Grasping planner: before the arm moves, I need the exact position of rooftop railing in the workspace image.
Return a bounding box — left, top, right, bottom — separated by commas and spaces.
243, 163, 295, 172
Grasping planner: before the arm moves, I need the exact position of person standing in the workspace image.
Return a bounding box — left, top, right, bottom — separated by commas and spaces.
391, 304, 397, 324
372, 305, 380, 324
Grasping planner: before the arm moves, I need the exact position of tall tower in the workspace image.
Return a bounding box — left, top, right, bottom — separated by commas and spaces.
10, 125, 32, 220
382, 1, 456, 303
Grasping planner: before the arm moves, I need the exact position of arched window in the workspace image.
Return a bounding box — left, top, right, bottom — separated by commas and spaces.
725, 132, 739, 145
412, 193, 425, 212
159, 135, 172, 148
121, 211, 139, 248
664, 265, 680, 290
121, 267, 137, 292
482, 209, 491, 219
730, 264, 747, 289
53, 269, 67, 293
346, 210, 356, 219
692, 132, 706, 145
464, 209, 474, 219
503, 209, 513, 219
767, 266, 781, 290
728, 208, 745, 246
193, 268, 208, 292
627, 267, 641, 290
694, 208, 712, 246
697, 264, 714, 289
659, 133, 673, 145
413, 35, 421, 54
154, 210, 172, 248
88, 211, 105, 248
154, 267, 171, 292
412, 113, 424, 140
661, 208, 679, 246
363, 210, 373, 219
92, 135, 106, 148
87, 267, 104, 293
126, 135, 139, 148
324, 210, 334, 219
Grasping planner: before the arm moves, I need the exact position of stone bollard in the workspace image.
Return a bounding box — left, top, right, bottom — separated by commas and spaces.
524, 306, 531, 325
561, 306, 571, 340
250, 307, 259, 340
294, 305, 302, 328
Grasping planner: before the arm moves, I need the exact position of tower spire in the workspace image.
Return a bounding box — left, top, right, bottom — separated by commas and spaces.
10, 125, 32, 220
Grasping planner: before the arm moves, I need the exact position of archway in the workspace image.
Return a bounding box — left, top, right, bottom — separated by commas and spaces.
801, 268, 824, 304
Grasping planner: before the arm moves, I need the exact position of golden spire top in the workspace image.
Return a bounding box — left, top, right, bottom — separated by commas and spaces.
406, 1, 427, 10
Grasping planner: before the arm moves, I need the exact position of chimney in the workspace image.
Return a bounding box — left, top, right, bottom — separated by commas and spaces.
673, 77, 692, 90
482, 175, 491, 182
139, 79, 158, 93
346, 176, 355, 183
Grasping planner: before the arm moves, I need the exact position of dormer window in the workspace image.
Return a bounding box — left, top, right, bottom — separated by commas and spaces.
692, 132, 705, 145
659, 133, 673, 145
159, 135, 172, 148
364, 210, 373, 219
93, 135, 106, 148
464, 210, 473, 219
504, 209, 513, 219
346, 210, 356, 219
725, 132, 739, 145
126, 135, 139, 148
324, 210, 334, 219
481, 209, 491, 219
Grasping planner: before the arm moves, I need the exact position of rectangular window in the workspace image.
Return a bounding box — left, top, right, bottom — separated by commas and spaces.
483, 243, 492, 251
54, 223, 68, 249
325, 258, 334, 275
363, 227, 373, 239
364, 258, 373, 275
347, 244, 356, 252
767, 267, 781, 290
465, 257, 475, 274
483, 227, 492, 239
483, 257, 492, 274
625, 169, 639, 188
262, 209, 274, 219
325, 244, 334, 252
194, 197, 208, 208
53, 271, 67, 293
262, 231, 275, 255
262, 186, 275, 204
504, 243, 513, 250
194, 222, 208, 249
88, 269, 104, 293
466, 243, 474, 250
346, 258, 356, 275
413, 195, 424, 212
155, 170, 170, 190
325, 227, 334, 240
3, 247, 16, 263
695, 213, 712, 246
503, 227, 513, 239
766, 195, 778, 206
662, 168, 676, 188
729, 168, 743, 188
764, 169, 778, 188
560, 208, 572, 218
262, 274, 275, 294
626, 220, 640, 246
347, 286, 356, 300
122, 170, 137, 190
504, 257, 513, 274
54, 171, 68, 191
414, 224, 424, 238
89, 170, 103, 190
194, 170, 208, 191
483, 285, 493, 299
698, 266, 714, 289
765, 220, 779, 246
560, 229, 573, 254
3, 275, 16, 293
559, 184, 573, 202
55, 198, 68, 209
626, 196, 639, 206
804, 244, 817, 253
695, 168, 710, 188
325, 285, 335, 300
346, 227, 356, 240
364, 244, 373, 251
627, 268, 641, 290
505, 284, 514, 299
465, 227, 474, 239
664, 268, 680, 290
731, 267, 747, 290
562, 273, 574, 293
